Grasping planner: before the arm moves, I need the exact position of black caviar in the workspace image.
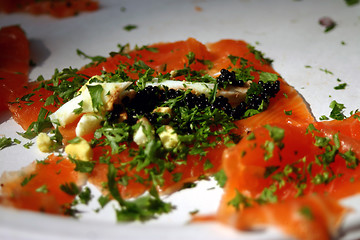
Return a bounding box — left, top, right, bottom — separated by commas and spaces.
108, 69, 281, 127
246, 80, 280, 109
217, 69, 244, 88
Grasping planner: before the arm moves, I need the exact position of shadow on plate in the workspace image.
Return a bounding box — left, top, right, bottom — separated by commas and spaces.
339, 214, 360, 239
29, 38, 50, 72
0, 111, 13, 125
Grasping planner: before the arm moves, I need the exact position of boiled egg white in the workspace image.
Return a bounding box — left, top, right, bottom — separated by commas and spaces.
49, 80, 132, 135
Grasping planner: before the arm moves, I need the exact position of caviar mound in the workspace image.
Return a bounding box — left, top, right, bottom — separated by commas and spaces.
0, 25, 30, 112
0, 0, 99, 18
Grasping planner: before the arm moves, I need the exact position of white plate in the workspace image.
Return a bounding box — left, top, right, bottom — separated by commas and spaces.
1, 0, 360, 239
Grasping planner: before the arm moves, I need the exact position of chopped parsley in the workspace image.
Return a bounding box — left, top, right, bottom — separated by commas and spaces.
284, 110, 292, 115
319, 17, 337, 33
107, 163, 174, 222
228, 55, 240, 65
299, 206, 314, 220
77, 49, 107, 67
319, 101, 348, 121
256, 185, 278, 204
172, 173, 182, 183
247, 44, 273, 65
123, 24, 138, 31
247, 132, 256, 140
319, 115, 329, 120
340, 149, 359, 169
264, 166, 280, 178
35, 184, 49, 194
334, 83, 347, 90
68, 186, 93, 206
203, 159, 214, 171
0, 136, 20, 150
189, 209, 199, 215
60, 182, 80, 196
345, 0, 359, 6
70, 157, 95, 173
264, 125, 285, 145
329, 100, 346, 120
87, 85, 104, 112
73, 100, 84, 114
98, 195, 110, 208
18, 108, 53, 139
134, 45, 159, 53
228, 190, 252, 210
259, 72, 278, 83
262, 140, 275, 161
213, 169, 227, 188
23, 141, 34, 149
21, 173, 37, 186
319, 68, 333, 75
68, 136, 82, 144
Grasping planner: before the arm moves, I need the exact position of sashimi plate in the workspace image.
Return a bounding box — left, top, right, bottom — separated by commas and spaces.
0, 0, 360, 239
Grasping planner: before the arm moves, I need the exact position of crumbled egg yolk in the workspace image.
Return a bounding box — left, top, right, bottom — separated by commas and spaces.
153, 107, 173, 124
158, 125, 179, 149
65, 137, 93, 161
154, 106, 172, 115
36, 132, 54, 153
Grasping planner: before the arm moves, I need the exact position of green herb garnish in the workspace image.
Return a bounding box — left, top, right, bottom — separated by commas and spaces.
36, 184, 49, 194
60, 182, 80, 195
123, 24, 138, 31
0, 136, 20, 150
329, 100, 346, 120
334, 83, 347, 90
21, 174, 37, 186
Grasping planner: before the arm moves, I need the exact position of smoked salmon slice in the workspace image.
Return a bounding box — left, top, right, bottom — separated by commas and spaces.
8, 85, 59, 130
231, 194, 348, 240
0, 25, 30, 112
314, 113, 360, 141
0, 0, 99, 18
0, 154, 87, 214
217, 115, 360, 239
